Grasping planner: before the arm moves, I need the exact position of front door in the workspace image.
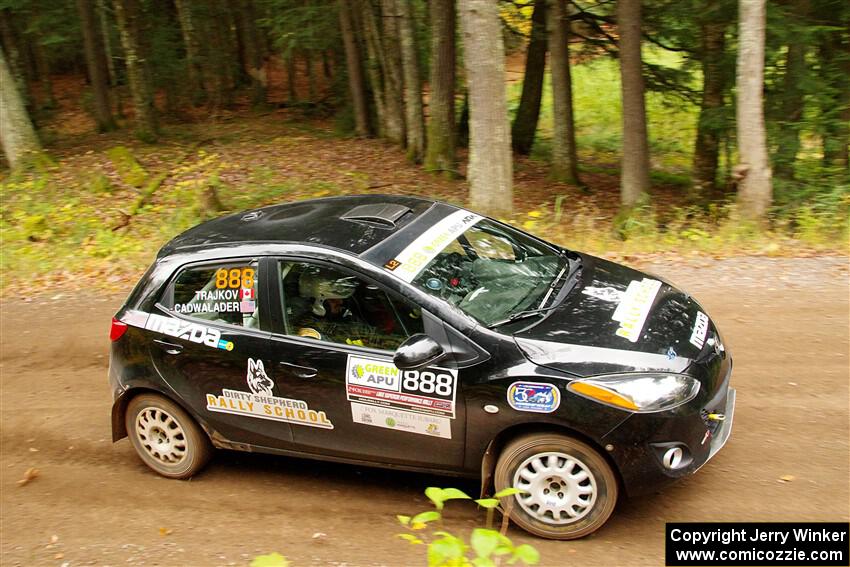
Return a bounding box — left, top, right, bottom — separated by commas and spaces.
266, 259, 466, 469
146, 258, 295, 448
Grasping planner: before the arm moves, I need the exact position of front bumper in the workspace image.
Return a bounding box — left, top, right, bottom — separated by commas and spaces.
700, 387, 735, 468
602, 375, 736, 498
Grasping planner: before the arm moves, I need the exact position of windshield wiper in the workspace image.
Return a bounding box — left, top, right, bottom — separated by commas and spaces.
534, 251, 572, 310
486, 304, 562, 329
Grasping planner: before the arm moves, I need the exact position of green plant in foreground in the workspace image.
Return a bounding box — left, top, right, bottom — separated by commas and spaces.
250, 552, 290, 567
397, 487, 540, 567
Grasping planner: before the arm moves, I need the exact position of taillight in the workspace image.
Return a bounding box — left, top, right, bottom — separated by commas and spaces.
110, 317, 128, 341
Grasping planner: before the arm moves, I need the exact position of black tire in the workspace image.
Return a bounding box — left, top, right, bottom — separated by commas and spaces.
494, 432, 618, 539
125, 393, 213, 479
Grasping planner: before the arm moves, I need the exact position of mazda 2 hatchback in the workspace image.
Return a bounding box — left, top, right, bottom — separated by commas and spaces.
109, 195, 735, 539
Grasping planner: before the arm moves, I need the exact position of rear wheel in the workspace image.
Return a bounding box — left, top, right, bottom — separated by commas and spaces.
125, 394, 213, 479
494, 433, 618, 539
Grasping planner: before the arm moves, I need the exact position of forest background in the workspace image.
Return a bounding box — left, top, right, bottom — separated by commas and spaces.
0, 0, 848, 294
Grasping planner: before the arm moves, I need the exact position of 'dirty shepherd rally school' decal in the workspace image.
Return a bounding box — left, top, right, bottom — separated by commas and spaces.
145, 313, 234, 351
611, 278, 661, 342
346, 354, 457, 438
206, 358, 333, 429
507, 381, 561, 413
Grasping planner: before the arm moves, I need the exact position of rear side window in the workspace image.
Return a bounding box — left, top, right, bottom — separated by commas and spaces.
167, 261, 260, 329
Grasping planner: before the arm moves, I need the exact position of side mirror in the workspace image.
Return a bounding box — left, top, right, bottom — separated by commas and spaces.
393, 334, 445, 370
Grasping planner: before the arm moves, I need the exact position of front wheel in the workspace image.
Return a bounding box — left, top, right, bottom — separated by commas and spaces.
494, 433, 618, 539
125, 394, 213, 479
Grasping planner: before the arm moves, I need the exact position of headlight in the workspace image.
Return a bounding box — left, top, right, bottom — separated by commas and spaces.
567, 373, 700, 413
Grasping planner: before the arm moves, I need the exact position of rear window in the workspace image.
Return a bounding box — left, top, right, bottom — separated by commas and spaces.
165, 260, 260, 329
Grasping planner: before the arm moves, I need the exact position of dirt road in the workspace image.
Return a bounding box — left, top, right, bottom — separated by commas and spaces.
2, 257, 848, 567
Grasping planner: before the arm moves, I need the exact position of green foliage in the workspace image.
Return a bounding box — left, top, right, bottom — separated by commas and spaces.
258, 0, 338, 58
106, 146, 147, 187
250, 552, 290, 567
425, 487, 472, 510
396, 487, 540, 567
517, 53, 699, 171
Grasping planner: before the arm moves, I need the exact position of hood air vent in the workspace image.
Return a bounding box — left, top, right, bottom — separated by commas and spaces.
341, 203, 412, 229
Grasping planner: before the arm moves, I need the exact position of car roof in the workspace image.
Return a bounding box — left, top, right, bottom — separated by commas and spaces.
158, 194, 455, 258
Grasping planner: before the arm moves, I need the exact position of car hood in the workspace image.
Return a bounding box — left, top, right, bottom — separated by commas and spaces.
514, 253, 717, 376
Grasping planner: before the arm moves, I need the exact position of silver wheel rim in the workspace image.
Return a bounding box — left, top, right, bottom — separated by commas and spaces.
135, 407, 188, 466
512, 451, 597, 525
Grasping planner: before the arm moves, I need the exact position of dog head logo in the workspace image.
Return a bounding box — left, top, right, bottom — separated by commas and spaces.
246, 358, 274, 395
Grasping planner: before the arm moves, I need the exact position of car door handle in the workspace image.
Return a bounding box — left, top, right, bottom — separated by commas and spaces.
153, 339, 183, 355
279, 362, 318, 378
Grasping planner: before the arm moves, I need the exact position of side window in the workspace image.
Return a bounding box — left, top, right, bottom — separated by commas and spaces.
278, 261, 423, 350
168, 261, 260, 328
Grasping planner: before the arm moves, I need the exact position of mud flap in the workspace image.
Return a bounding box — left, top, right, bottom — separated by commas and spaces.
480, 440, 497, 498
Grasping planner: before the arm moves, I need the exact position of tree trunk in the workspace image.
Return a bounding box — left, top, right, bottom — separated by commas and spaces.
617, 0, 651, 207
286, 55, 298, 103
306, 50, 317, 101
0, 47, 41, 169
691, 11, 727, 195
96, 0, 124, 118
459, 0, 513, 216
322, 50, 332, 79
339, 0, 369, 136
736, 0, 772, 220
397, 0, 424, 162
237, 0, 266, 106
423, 0, 456, 175
78, 0, 116, 131
32, 42, 56, 110
773, 34, 805, 180
96, 0, 117, 86
818, 26, 850, 169
205, 0, 237, 108
174, 0, 206, 105
114, 0, 158, 141
839, 34, 850, 169
511, 0, 547, 155
0, 9, 30, 111
361, 0, 387, 137
380, 0, 405, 144
548, 0, 580, 184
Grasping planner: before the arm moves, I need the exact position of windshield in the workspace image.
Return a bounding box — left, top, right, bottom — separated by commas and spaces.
404, 219, 563, 326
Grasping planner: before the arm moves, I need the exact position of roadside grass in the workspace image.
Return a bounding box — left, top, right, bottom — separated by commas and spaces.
2, 127, 846, 297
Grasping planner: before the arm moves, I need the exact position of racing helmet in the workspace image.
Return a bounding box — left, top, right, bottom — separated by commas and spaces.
299, 267, 358, 316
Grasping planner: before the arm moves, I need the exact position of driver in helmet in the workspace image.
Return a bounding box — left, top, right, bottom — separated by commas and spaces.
294, 267, 377, 346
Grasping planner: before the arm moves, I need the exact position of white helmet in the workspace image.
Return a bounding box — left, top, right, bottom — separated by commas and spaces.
299, 268, 357, 316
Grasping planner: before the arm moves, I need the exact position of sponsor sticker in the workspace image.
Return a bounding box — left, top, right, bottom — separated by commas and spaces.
346, 354, 457, 418
507, 381, 561, 413
145, 313, 233, 351
206, 358, 333, 429
611, 278, 661, 342
350, 402, 451, 439
384, 209, 482, 283
690, 311, 710, 349
581, 286, 624, 303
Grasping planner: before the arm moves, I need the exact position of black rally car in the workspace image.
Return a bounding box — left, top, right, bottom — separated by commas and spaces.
109, 195, 734, 539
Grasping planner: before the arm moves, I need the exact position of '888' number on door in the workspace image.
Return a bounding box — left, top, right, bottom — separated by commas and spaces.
402, 370, 456, 399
